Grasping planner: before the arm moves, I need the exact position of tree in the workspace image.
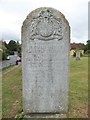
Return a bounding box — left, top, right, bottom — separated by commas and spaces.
2, 42, 8, 60
0, 41, 2, 61
8, 40, 18, 51
87, 40, 90, 51
1, 40, 21, 58
7, 40, 21, 55
84, 40, 90, 54
3, 41, 8, 49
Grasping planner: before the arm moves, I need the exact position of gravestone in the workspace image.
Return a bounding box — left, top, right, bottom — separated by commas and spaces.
22, 7, 70, 114
76, 51, 80, 60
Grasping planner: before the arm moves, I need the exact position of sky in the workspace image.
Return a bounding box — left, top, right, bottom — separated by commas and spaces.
0, 0, 89, 44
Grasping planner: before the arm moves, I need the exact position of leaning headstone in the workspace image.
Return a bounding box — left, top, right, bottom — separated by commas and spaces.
76, 51, 80, 60
22, 7, 70, 115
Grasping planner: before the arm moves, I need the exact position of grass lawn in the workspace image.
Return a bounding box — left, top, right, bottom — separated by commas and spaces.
2, 65, 22, 118
2, 57, 88, 118
0, 77, 2, 119
68, 57, 88, 118
2, 64, 16, 72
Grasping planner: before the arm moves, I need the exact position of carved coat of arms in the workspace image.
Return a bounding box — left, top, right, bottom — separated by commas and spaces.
29, 9, 63, 41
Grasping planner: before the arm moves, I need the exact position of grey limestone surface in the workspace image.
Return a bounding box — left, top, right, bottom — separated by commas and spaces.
76, 51, 80, 60
21, 7, 70, 114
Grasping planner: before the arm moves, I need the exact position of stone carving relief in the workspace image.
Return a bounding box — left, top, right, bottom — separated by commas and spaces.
29, 9, 63, 41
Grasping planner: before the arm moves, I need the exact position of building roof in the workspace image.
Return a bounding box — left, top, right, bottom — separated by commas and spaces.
70, 43, 84, 50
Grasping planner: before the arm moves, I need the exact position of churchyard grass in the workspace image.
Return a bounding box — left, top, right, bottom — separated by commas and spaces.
0, 64, 16, 72
2, 57, 88, 118
2, 64, 16, 72
2, 65, 22, 118
0, 77, 2, 119
68, 56, 88, 118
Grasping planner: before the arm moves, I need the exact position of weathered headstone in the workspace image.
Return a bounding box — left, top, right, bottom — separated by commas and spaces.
76, 51, 80, 60
22, 7, 70, 114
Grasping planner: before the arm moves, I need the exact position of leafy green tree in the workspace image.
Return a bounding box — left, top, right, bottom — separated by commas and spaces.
8, 40, 18, 52
84, 40, 90, 54
7, 40, 21, 55
3, 41, 8, 49
16, 41, 21, 56
0, 41, 2, 61
1, 40, 21, 60
2, 42, 8, 60
87, 40, 90, 49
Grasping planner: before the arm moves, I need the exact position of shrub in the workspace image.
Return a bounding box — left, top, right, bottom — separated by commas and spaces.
73, 51, 76, 57
85, 50, 90, 54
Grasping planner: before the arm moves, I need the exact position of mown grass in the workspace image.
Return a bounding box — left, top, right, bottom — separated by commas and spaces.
2, 64, 16, 71
2, 57, 88, 118
68, 57, 88, 118
0, 64, 16, 72
2, 65, 22, 118
0, 77, 2, 119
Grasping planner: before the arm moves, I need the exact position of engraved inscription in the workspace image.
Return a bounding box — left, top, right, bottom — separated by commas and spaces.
29, 9, 63, 41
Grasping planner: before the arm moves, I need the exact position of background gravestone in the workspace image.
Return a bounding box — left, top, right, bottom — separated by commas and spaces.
76, 51, 80, 60
22, 7, 70, 114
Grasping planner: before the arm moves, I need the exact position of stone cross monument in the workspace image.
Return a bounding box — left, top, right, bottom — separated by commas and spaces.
21, 7, 70, 115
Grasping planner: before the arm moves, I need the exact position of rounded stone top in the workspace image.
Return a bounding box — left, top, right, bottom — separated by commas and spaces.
22, 7, 70, 41
22, 7, 70, 27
